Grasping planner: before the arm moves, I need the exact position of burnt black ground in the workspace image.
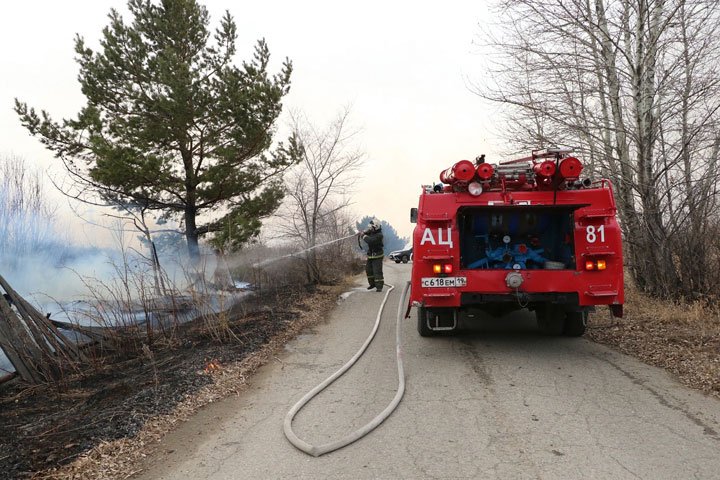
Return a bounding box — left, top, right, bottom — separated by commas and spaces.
0, 286, 312, 479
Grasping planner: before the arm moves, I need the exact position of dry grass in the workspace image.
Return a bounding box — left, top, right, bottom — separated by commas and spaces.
32, 281, 350, 480
588, 284, 720, 398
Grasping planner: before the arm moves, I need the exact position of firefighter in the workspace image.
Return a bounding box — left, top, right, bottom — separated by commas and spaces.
359, 218, 384, 291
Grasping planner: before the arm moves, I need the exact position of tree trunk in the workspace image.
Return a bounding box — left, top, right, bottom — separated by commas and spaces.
182, 146, 201, 263
596, 0, 644, 284
185, 205, 200, 262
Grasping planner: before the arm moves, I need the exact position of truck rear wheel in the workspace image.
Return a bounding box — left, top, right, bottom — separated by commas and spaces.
417, 307, 457, 337
536, 305, 564, 335
417, 307, 435, 337
563, 311, 587, 337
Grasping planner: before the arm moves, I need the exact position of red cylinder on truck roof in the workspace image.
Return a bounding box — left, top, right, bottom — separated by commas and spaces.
559, 157, 583, 180
440, 160, 475, 184
532, 160, 556, 178
476, 163, 494, 180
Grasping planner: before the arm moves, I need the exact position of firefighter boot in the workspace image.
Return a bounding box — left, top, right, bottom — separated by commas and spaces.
371, 257, 384, 292
366, 261, 376, 289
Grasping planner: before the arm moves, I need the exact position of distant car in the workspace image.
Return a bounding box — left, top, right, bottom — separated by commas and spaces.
388, 247, 413, 263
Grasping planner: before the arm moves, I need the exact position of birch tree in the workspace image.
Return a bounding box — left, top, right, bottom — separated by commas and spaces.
0, 154, 59, 265
276, 107, 365, 283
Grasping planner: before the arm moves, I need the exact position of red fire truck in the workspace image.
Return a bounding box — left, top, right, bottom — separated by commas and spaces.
409, 149, 624, 337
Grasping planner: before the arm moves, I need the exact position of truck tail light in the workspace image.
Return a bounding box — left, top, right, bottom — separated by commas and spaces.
432, 264, 453, 274
585, 260, 607, 270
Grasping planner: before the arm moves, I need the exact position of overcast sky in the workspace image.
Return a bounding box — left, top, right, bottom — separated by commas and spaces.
0, 0, 502, 246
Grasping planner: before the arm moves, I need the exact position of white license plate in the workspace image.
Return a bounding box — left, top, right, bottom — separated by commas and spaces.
421, 277, 467, 288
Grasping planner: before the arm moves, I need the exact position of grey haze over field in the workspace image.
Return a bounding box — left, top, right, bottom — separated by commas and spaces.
0, 0, 499, 244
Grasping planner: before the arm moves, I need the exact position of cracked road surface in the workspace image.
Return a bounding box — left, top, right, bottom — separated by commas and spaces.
137, 263, 720, 479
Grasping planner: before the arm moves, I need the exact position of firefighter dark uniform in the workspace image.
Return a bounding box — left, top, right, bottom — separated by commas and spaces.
360, 220, 384, 291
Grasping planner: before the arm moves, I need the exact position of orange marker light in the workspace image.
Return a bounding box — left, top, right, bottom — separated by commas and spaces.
444, 264, 453, 274
433, 264, 442, 274
597, 259, 607, 270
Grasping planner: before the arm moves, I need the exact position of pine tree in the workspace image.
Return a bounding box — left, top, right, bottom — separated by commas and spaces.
15, 0, 300, 260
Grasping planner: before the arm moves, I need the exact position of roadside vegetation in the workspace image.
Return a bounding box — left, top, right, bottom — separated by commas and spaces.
0, 270, 357, 479
0, 117, 368, 478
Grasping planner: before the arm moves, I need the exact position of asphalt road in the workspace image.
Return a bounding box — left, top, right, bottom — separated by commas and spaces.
137, 262, 720, 479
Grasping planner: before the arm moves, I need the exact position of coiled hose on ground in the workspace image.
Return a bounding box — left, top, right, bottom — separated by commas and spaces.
283, 280, 411, 457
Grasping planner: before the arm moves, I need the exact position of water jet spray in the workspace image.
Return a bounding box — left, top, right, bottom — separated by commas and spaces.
251, 233, 358, 269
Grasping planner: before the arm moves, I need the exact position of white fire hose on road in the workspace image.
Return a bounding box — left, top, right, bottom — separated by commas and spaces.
283, 280, 411, 457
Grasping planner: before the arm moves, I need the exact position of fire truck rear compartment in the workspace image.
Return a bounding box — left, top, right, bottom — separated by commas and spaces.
457, 206, 580, 271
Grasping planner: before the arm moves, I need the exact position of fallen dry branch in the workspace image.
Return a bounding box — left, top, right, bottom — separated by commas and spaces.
0, 372, 18, 385
0, 273, 85, 384
47, 319, 109, 341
